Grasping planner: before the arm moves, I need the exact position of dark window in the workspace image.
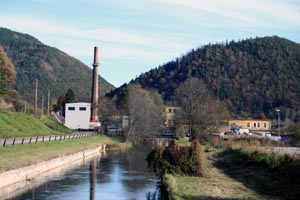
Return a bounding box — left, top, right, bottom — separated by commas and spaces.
79, 107, 86, 111
168, 108, 172, 113
68, 107, 75, 111
173, 109, 176, 113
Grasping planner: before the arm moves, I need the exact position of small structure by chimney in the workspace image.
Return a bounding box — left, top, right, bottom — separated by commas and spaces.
90, 47, 99, 122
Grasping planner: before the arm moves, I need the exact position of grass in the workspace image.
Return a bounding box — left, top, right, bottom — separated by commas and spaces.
0, 112, 69, 138
176, 136, 191, 147
160, 137, 300, 199
164, 147, 273, 200
163, 138, 286, 200
0, 135, 122, 172
40, 116, 72, 134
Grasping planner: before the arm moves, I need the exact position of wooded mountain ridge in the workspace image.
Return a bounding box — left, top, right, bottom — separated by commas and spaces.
108, 36, 300, 121
0, 27, 114, 107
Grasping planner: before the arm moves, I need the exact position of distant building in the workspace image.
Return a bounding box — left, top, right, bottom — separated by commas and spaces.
65, 102, 91, 130
228, 119, 271, 133
106, 115, 129, 135
110, 115, 129, 129
164, 106, 180, 127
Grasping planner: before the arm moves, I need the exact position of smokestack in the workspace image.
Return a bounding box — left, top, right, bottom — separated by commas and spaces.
90, 47, 99, 122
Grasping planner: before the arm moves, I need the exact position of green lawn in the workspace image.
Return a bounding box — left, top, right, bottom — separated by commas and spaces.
0, 135, 122, 172
0, 112, 71, 138
40, 116, 72, 134
176, 136, 191, 147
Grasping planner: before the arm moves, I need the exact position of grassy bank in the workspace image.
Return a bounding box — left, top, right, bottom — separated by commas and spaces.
0, 135, 122, 172
163, 148, 272, 200
163, 137, 300, 199
0, 112, 71, 138
163, 139, 300, 200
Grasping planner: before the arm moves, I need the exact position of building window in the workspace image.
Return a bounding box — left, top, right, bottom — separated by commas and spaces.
79, 107, 86, 111
168, 108, 172, 113
254, 123, 257, 128
68, 107, 75, 111
173, 108, 176, 113
264, 123, 267, 129
247, 122, 250, 128
257, 123, 260, 128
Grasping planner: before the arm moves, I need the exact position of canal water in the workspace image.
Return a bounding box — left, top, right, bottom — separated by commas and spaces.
10, 147, 161, 200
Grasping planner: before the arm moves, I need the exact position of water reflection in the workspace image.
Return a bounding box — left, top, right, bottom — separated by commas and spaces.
10, 147, 161, 200
89, 159, 96, 200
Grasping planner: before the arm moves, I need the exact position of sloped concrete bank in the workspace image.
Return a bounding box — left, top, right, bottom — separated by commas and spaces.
0, 144, 106, 199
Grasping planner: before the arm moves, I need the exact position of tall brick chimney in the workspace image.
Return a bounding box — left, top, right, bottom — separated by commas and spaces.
90, 47, 99, 122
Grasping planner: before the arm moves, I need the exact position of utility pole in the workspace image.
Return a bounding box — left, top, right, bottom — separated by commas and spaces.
24, 101, 26, 114
276, 108, 280, 155
47, 89, 50, 116
35, 79, 38, 116
41, 97, 44, 116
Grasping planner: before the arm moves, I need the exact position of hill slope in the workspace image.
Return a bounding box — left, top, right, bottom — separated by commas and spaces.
0, 27, 114, 105
108, 36, 300, 120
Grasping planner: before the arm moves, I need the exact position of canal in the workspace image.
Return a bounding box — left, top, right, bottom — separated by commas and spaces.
9, 146, 161, 200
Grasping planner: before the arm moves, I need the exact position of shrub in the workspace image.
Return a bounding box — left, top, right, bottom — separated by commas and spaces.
146, 147, 163, 176
191, 140, 207, 177
147, 140, 207, 177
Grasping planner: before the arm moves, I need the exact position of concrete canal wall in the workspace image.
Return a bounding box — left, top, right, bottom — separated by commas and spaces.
0, 144, 106, 196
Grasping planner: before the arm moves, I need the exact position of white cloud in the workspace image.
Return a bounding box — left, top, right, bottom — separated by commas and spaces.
0, 14, 190, 59
157, 0, 300, 27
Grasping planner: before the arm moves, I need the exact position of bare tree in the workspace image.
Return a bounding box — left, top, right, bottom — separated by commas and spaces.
175, 77, 229, 140
99, 96, 119, 133
126, 84, 163, 142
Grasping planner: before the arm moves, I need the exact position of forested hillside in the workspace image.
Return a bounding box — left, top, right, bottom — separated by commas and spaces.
108, 36, 300, 120
0, 27, 114, 106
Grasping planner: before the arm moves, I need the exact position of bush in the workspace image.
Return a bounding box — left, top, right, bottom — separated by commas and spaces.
147, 140, 207, 177
191, 140, 207, 177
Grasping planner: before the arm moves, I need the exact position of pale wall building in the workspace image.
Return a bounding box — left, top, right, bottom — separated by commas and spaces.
65, 102, 91, 130
229, 119, 271, 132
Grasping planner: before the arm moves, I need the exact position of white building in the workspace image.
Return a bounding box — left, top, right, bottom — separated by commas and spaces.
65, 102, 91, 130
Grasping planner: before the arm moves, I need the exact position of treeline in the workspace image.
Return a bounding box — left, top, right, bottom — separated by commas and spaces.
108, 36, 300, 121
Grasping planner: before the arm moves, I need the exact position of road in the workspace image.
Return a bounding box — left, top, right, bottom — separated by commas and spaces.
261, 146, 300, 156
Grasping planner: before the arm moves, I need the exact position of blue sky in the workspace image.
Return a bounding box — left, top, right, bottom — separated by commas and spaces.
1, 0, 299, 87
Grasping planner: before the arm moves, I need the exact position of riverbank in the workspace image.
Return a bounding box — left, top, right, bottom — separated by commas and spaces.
0, 144, 106, 191
163, 138, 300, 199
0, 135, 122, 172
163, 148, 273, 200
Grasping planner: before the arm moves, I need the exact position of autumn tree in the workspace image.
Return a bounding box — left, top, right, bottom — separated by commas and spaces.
0, 46, 16, 93
175, 77, 229, 141
126, 84, 163, 142
0, 46, 19, 111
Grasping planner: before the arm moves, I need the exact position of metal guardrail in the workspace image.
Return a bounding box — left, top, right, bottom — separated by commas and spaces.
0, 132, 99, 147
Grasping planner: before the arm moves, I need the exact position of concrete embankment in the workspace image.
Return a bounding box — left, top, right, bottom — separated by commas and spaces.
0, 144, 106, 199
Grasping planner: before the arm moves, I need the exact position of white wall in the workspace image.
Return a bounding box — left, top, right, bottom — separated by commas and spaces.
65, 102, 91, 129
